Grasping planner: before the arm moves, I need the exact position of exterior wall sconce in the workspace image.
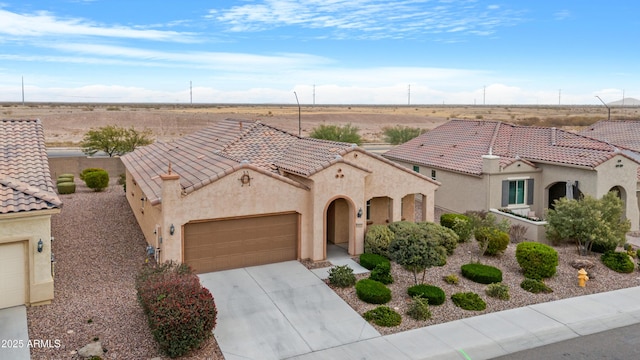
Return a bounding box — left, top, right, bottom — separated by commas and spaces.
357, 208, 363, 218
169, 224, 175, 235
37, 239, 43, 253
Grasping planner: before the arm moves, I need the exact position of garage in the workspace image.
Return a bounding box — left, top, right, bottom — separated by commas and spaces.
184, 213, 299, 273
0, 242, 26, 308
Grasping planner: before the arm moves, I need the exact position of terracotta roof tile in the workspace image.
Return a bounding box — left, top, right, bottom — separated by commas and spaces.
579, 120, 640, 152
0, 119, 61, 214
384, 119, 634, 175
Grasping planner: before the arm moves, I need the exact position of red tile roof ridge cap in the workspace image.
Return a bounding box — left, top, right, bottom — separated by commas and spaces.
0, 176, 62, 208
218, 119, 265, 152
360, 148, 440, 185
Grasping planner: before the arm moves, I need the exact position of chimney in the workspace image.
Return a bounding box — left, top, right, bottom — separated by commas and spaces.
481, 154, 500, 174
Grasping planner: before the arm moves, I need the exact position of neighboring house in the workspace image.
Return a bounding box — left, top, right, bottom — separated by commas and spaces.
121, 119, 439, 273
0, 119, 61, 309
383, 119, 640, 231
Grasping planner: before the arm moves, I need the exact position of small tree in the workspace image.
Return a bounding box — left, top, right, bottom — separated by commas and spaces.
382, 125, 426, 145
309, 124, 362, 145
81, 125, 153, 157
388, 224, 447, 284
546, 192, 630, 255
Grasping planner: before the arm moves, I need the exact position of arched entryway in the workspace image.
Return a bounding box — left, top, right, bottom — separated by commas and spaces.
325, 197, 355, 256
609, 186, 627, 219
548, 181, 583, 210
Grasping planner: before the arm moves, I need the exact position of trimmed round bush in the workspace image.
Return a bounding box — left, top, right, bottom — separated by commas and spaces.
363, 306, 402, 327
328, 265, 356, 288
601, 251, 635, 273
440, 213, 473, 242
370, 262, 393, 285
406, 296, 431, 321
475, 227, 510, 255
520, 278, 553, 294
83, 169, 109, 191
461, 263, 503, 284
80, 167, 103, 181
57, 182, 76, 194
407, 284, 445, 305
515, 242, 558, 280
365, 225, 394, 258
359, 253, 390, 271
56, 177, 74, 184
59, 173, 75, 180
355, 279, 392, 304
451, 292, 486, 311
417, 222, 459, 255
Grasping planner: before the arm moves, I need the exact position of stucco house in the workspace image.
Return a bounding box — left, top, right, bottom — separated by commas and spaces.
0, 119, 61, 309
383, 119, 640, 232
121, 119, 439, 273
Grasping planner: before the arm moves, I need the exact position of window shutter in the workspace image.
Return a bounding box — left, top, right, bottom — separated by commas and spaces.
501, 180, 509, 207
526, 178, 534, 205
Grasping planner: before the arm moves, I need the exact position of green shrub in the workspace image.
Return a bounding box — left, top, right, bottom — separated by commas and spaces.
451, 292, 486, 311
388, 221, 418, 237
83, 169, 109, 191
406, 296, 432, 321
355, 279, 392, 304
135, 262, 217, 358
485, 283, 510, 300
440, 213, 473, 242
359, 253, 390, 271
601, 251, 635, 273
636, 248, 640, 259
443, 273, 459, 285
515, 242, 558, 280
309, 123, 362, 145
363, 306, 401, 327
370, 262, 394, 285
460, 263, 503, 284
417, 222, 459, 255
57, 182, 76, 194
56, 177, 74, 184
474, 227, 510, 255
59, 173, 75, 180
520, 278, 553, 294
591, 241, 617, 254
328, 265, 356, 288
364, 225, 394, 258
80, 167, 103, 180
407, 284, 445, 305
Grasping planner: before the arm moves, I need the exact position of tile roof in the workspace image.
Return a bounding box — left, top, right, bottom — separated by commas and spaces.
384, 119, 634, 176
578, 120, 640, 152
0, 119, 62, 214
122, 119, 369, 205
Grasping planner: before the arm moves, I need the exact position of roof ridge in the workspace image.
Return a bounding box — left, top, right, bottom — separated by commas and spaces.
0, 176, 62, 208
218, 119, 262, 153
488, 121, 502, 154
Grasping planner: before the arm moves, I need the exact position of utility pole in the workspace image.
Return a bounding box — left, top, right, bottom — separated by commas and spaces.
595, 95, 611, 121
294, 91, 301, 136
21, 76, 25, 106
190, 81, 192, 105
408, 84, 411, 105
313, 84, 315, 106
558, 89, 561, 105
483, 86, 486, 105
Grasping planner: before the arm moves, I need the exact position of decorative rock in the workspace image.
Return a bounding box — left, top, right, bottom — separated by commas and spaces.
78, 341, 103, 358
570, 258, 596, 270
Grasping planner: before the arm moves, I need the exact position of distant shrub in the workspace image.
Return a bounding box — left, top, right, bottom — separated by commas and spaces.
83, 169, 109, 191
443, 273, 459, 285
363, 306, 401, 327
328, 265, 356, 288
365, 225, 394, 258
485, 283, 510, 300
382, 125, 426, 145
451, 292, 486, 311
406, 296, 432, 321
474, 227, 510, 256
80, 167, 103, 181
407, 284, 445, 305
460, 263, 503, 284
417, 222, 459, 255
359, 253, 390, 271
135, 262, 217, 358
309, 123, 362, 145
515, 242, 558, 280
355, 279, 392, 304
440, 213, 473, 242
520, 278, 553, 294
59, 173, 75, 180
601, 251, 635, 273
370, 262, 394, 285
57, 182, 76, 194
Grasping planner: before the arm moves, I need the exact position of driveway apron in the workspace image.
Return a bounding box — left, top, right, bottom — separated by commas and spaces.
0, 306, 30, 360
199, 261, 380, 360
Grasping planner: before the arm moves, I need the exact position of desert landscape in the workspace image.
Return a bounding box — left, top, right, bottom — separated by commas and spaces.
1, 102, 640, 145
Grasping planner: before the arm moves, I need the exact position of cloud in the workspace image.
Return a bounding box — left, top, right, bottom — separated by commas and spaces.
553, 10, 571, 20
0, 9, 198, 42
209, 0, 525, 40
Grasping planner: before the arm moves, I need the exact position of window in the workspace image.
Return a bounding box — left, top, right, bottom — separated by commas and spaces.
412, 165, 420, 173
431, 170, 437, 180
501, 179, 534, 207
366, 200, 371, 221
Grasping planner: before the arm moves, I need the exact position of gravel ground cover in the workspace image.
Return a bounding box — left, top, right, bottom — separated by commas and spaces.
27, 182, 223, 359
329, 240, 640, 335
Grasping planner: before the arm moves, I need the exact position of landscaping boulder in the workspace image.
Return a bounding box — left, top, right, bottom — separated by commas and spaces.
78, 341, 103, 358
570, 258, 596, 270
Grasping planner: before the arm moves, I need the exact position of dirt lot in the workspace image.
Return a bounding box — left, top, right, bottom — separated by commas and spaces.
3, 103, 638, 146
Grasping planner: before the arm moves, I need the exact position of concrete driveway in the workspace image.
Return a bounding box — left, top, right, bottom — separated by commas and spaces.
198, 261, 380, 360
0, 306, 30, 360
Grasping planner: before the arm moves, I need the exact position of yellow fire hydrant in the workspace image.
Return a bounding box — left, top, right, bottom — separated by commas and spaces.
578, 268, 589, 287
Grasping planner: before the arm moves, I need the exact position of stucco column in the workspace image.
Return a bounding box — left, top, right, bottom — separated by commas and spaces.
159, 165, 181, 263
391, 197, 402, 222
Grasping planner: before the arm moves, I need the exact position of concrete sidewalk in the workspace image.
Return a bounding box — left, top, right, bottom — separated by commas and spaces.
0, 306, 30, 360
291, 286, 640, 360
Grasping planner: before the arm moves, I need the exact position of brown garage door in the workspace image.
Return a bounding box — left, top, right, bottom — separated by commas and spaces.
184, 213, 299, 273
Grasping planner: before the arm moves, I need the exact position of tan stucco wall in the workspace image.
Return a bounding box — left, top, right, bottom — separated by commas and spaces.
49, 156, 125, 179
126, 169, 162, 255
0, 211, 57, 306
595, 155, 640, 230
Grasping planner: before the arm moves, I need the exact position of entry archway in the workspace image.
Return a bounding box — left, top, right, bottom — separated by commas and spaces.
325, 197, 355, 256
